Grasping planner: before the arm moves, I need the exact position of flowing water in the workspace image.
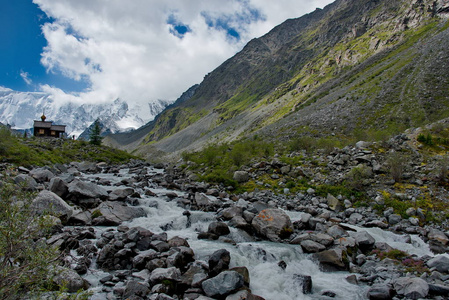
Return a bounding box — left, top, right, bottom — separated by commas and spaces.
81, 167, 434, 300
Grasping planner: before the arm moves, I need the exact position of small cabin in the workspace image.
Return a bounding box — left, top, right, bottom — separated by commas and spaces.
33, 114, 66, 138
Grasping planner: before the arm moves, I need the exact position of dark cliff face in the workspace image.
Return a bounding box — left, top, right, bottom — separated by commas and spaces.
106, 0, 449, 157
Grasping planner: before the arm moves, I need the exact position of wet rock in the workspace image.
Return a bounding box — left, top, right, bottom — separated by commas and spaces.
251, 208, 293, 241
393, 277, 429, 299
202, 271, 244, 298
93, 201, 146, 226
230, 266, 250, 287
68, 179, 108, 202
208, 222, 230, 236
293, 274, 312, 294
314, 248, 349, 271
220, 207, 243, 220
31, 190, 74, 222
109, 187, 135, 201
208, 249, 231, 277
225, 290, 265, 300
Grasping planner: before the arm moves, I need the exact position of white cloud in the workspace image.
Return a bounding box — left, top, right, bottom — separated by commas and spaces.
33, 0, 334, 109
20, 70, 32, 85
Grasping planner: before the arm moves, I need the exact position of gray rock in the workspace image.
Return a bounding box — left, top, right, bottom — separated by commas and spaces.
427, 255, 449, 273
327, 193, 343, 212
314, 248, 349, 271
209, 249, 231, 277
49, 177, 69, 198
124, 280, 149, 299
30, 168, 55, 183
202, 271, 244, 298
394, 277, 429, 299
68, 179, 108, 199
367, 284, 394, 300
31, 190, 73, 222
349, 213, 364, 224
300, 240, 326, 253
109, 187, 135, 201
226, 290, 264, 300
353, 231, 375, 248
388, 214, 402, 225
233, 171, 250, 183
53, 266, 88, 293
208, 222, 230, 236
293, 274, 312, 294
252, 208, 293, 241
428, 228, 449, 245
14, 174, 38, 190
93, 201, 146, 225
150, 267, 181, 283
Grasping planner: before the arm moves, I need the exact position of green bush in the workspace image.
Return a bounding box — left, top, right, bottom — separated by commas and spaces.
0, 178, 59, 299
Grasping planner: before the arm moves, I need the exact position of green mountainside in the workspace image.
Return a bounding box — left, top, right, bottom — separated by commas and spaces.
105, 0, 449, 160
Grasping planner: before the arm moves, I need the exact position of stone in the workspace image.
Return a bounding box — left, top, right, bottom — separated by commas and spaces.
30, 168, 55, 183
393, 277, 429, 299
150, 267, 181, 283
208, 222, 230, 236
209, 249, 231, 277
367, 284, 394, 300
251, 208, 293, 242
14, 174, 38, 190
427, 255, 449, 273
68, 211, 92, 225
109, 187, 135, 201
327, 194, 343, 212
428, 228, 449, 245
233, 171, 250, 183
68, 179, 108, 199
314, 248, 349, 271
225, 290, 265, 300
220, 207, 243, 220
31, 190, 73, 222
293, 274, 312, 294
300, 240, 326, 253
49, 177, 69, 198
52, 266, 88, 293
388, 214, 402, 225
352, 231, 375, 249
93, 201, 146, 226
202, 271, 244, 298
123, 280, 150, 299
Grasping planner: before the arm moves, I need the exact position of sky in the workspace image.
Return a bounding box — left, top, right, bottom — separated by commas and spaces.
1, 0, 334, 107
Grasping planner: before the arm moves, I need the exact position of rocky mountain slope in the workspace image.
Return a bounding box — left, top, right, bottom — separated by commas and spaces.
0, 87, 169, 138
105, 0, 449, 160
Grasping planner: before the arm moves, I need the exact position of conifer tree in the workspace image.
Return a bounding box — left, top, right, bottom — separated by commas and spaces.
89, 119, 103, 145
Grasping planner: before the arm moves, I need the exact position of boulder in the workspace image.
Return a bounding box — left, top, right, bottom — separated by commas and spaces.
314, 248, 349, 271
150, 267, 182, 283
29, 168, 54, 183
49, 177, 69, 198
68, 179, 108, 200
293, 274, 312, 294
209, 249, 231, 277
251, 208, 293, 241
14, 174, 38, 190
109, 187, 135, 201
208, 222, 230, 236
52, 266, 88, 293
352, 231, 375, 250
393, 277, 429, 299
31, 190, 73, 222
327, 194, 343, 212
93, 201, 146, 226
123, 280, 150, 299
300, 240, 326, 253
428, 228, 449, 245
226, 290, 265, 300
202, 271, 244, 298
233, 171, 249, 183
367, 284, 394, 300
427, 255, 449, 273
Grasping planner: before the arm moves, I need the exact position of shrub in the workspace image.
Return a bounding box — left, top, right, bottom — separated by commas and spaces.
0, 178, 59, 299
386, 152, 407, 182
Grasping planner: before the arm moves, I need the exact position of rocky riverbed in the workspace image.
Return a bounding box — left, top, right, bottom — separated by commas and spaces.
3, 145, 449, 299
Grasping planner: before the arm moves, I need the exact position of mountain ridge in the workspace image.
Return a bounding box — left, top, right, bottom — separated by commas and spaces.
104, 0, 449, 159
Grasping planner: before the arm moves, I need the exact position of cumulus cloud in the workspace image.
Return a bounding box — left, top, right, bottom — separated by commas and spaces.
33, 0, 334, 109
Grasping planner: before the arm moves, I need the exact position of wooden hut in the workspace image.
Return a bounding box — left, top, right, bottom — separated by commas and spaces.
33, 114, 66, 138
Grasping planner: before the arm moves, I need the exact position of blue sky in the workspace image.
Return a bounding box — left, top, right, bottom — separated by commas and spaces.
0, 0, 88, 92
0, 0, 333, 105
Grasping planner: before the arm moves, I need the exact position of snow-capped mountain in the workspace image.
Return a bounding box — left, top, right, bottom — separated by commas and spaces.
0, 87, 170, 138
